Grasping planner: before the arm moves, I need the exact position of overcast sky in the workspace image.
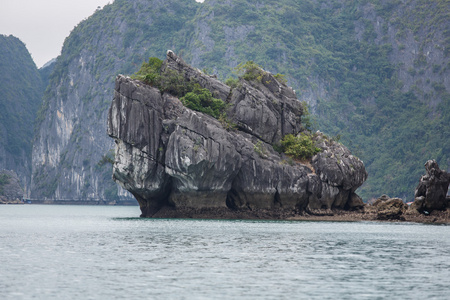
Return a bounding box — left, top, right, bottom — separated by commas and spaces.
0, 0, 204, 68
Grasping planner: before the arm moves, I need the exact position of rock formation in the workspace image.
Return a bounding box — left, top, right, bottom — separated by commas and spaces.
413, 160, 450, 213
371, 195, 407, 220
107, 51, 367, 218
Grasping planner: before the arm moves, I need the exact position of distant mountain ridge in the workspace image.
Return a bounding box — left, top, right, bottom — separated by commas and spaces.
31, 0, 449, 201
0, 34, 44, 196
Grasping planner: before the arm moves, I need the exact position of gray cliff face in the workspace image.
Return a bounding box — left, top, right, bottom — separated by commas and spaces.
31, 0, 198, 201
108, 52, 367, 217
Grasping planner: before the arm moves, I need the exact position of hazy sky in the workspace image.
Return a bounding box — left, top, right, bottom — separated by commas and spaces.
0, 0, 204, 68
0, 0, 114, 68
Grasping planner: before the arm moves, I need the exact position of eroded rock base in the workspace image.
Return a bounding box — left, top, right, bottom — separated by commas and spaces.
140, 204, 450, 224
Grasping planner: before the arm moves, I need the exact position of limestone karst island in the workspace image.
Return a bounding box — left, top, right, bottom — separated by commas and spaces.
107, 51, 450, 222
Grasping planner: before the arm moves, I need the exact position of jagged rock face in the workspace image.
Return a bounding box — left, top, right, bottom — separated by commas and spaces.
108, 52, 367, 217
228, 75, 303, 145
309, 135, 368, 210
30, 0, 198, 201
164, 51, 231, 102
414, 160, 450, 212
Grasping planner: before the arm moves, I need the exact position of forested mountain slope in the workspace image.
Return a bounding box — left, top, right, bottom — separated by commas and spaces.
32, 0, 449, 201
181, 0, 449, 200
31, 0, 199, 200
0, 35, 43, 195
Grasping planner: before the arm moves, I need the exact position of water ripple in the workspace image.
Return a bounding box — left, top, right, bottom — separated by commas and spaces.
1, 205, 449, 299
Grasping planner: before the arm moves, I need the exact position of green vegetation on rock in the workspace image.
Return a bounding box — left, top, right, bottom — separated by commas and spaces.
133, 57, 163, 87
133, 57, 226, 118
254, 140, 268, 158
280, 133, 321, 161
181, 86, 226, 118
234, 61, 265, 82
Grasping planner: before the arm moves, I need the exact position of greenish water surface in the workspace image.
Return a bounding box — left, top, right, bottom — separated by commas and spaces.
1, 205, 449, 299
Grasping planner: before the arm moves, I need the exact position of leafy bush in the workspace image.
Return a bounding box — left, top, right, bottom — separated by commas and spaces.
273, 73, 287, 84
133, 57, 194, 97
225, 77, 239, 89
234, 61, 265, 82
233, 61, 288, 86
280, 133, 321, 160
160, 69, 194, 97
180, 85, 226, 118
133, 57, 163, 87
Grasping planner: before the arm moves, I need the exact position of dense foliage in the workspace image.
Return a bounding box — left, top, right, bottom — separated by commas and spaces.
0, 35, 43, 173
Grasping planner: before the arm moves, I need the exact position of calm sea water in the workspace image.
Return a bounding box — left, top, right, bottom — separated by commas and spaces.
1, 205, 449, 299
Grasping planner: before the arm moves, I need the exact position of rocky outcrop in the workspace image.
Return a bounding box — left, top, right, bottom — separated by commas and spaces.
309, 134, 367, 211
108, 51, 367, 218
413, 160, 450, 213
373, 196, 407, 220
365, 194, 408, 220
0, 170, 24, 204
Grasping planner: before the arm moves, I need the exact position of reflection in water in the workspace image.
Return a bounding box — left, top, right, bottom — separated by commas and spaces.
0, 205, 449, 299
